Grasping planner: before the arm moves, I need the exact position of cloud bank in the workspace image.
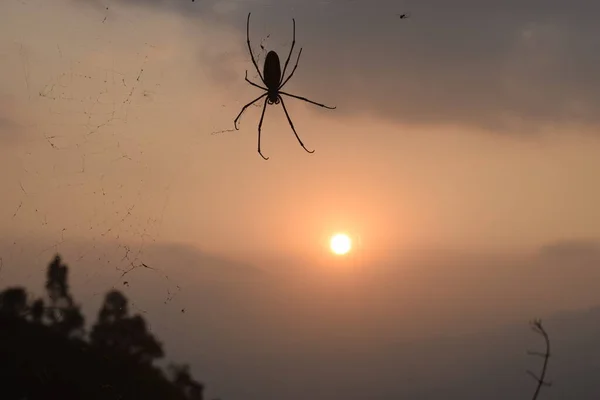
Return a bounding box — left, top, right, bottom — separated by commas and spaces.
76, 0, 600, 132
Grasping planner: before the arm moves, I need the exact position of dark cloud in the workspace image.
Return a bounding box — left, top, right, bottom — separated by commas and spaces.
281, 0, 600, 131
77, 0, 600, 132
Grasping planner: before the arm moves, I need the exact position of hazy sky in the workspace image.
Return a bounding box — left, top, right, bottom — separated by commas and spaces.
2, 1, 600, 399
3, 0, 600, 260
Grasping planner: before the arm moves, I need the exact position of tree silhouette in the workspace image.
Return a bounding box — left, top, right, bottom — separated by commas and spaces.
30, 298, 44, 324
169, 363, 205, 400
91, 289, 164, 364
0, 287, 28, 318
44, 254, 85, 338
0, 253, 207, 400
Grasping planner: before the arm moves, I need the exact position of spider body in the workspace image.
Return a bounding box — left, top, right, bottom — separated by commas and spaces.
233, 13, 336, 160
263, 51, 282, 104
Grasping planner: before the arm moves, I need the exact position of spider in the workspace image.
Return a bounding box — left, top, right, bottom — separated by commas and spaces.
233, 12, 336, 160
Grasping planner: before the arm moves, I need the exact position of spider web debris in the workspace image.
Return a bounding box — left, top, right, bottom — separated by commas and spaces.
210, 31, 276, 136
2, 13, 184, 316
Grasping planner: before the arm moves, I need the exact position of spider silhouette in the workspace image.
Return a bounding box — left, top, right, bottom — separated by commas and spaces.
234, 13, 336, 160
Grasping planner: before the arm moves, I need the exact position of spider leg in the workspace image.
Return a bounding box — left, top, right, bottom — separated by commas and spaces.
246, 13, 265, 84
234, 93, 268, 130
279, 48, 302, 90
279, 18, 296, 86
257, 97, 269, 160
278, 95, 315, 154
280, 91, 336, 110
245, 70, 267, 91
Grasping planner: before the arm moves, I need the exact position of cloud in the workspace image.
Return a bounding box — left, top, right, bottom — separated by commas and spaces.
82, 0, 600, 133
284, 0, 600, 132
538, 239, 600, 266
74, 0, 211, 16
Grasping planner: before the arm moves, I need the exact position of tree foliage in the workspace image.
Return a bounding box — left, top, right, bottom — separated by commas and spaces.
0, 253, 206, 400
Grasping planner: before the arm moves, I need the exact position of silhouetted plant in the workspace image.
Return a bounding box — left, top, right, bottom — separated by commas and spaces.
0, 253, 207, 400
44, 254, 85, 338
528, 319, 552, 400
91, 289, 164, 365
30, 298, 44, 324
168, 363, 205, 400
0, 287, 28, 318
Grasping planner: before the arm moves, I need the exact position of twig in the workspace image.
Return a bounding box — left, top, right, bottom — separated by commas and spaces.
527, 319, 552, 400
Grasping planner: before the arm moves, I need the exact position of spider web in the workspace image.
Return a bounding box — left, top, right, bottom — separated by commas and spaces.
1, 0, 364, 311
211, 42, 269, 135
0, 0, 187, 317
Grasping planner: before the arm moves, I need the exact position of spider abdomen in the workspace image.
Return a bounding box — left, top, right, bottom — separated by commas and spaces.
263, 51, 281, 92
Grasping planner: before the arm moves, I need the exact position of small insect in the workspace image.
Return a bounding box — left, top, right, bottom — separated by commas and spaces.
397, 13, 411, 19
234, 13, 336, 160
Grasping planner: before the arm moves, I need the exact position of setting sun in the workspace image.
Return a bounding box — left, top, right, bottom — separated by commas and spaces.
330, 233, 352, 255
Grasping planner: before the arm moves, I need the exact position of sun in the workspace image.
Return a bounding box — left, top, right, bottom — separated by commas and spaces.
330, 233, 352, 255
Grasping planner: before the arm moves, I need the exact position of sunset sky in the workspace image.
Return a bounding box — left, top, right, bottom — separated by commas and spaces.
2, 1, 600, 399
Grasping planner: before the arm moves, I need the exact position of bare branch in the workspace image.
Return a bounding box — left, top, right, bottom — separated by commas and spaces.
527, 319, 552, 400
